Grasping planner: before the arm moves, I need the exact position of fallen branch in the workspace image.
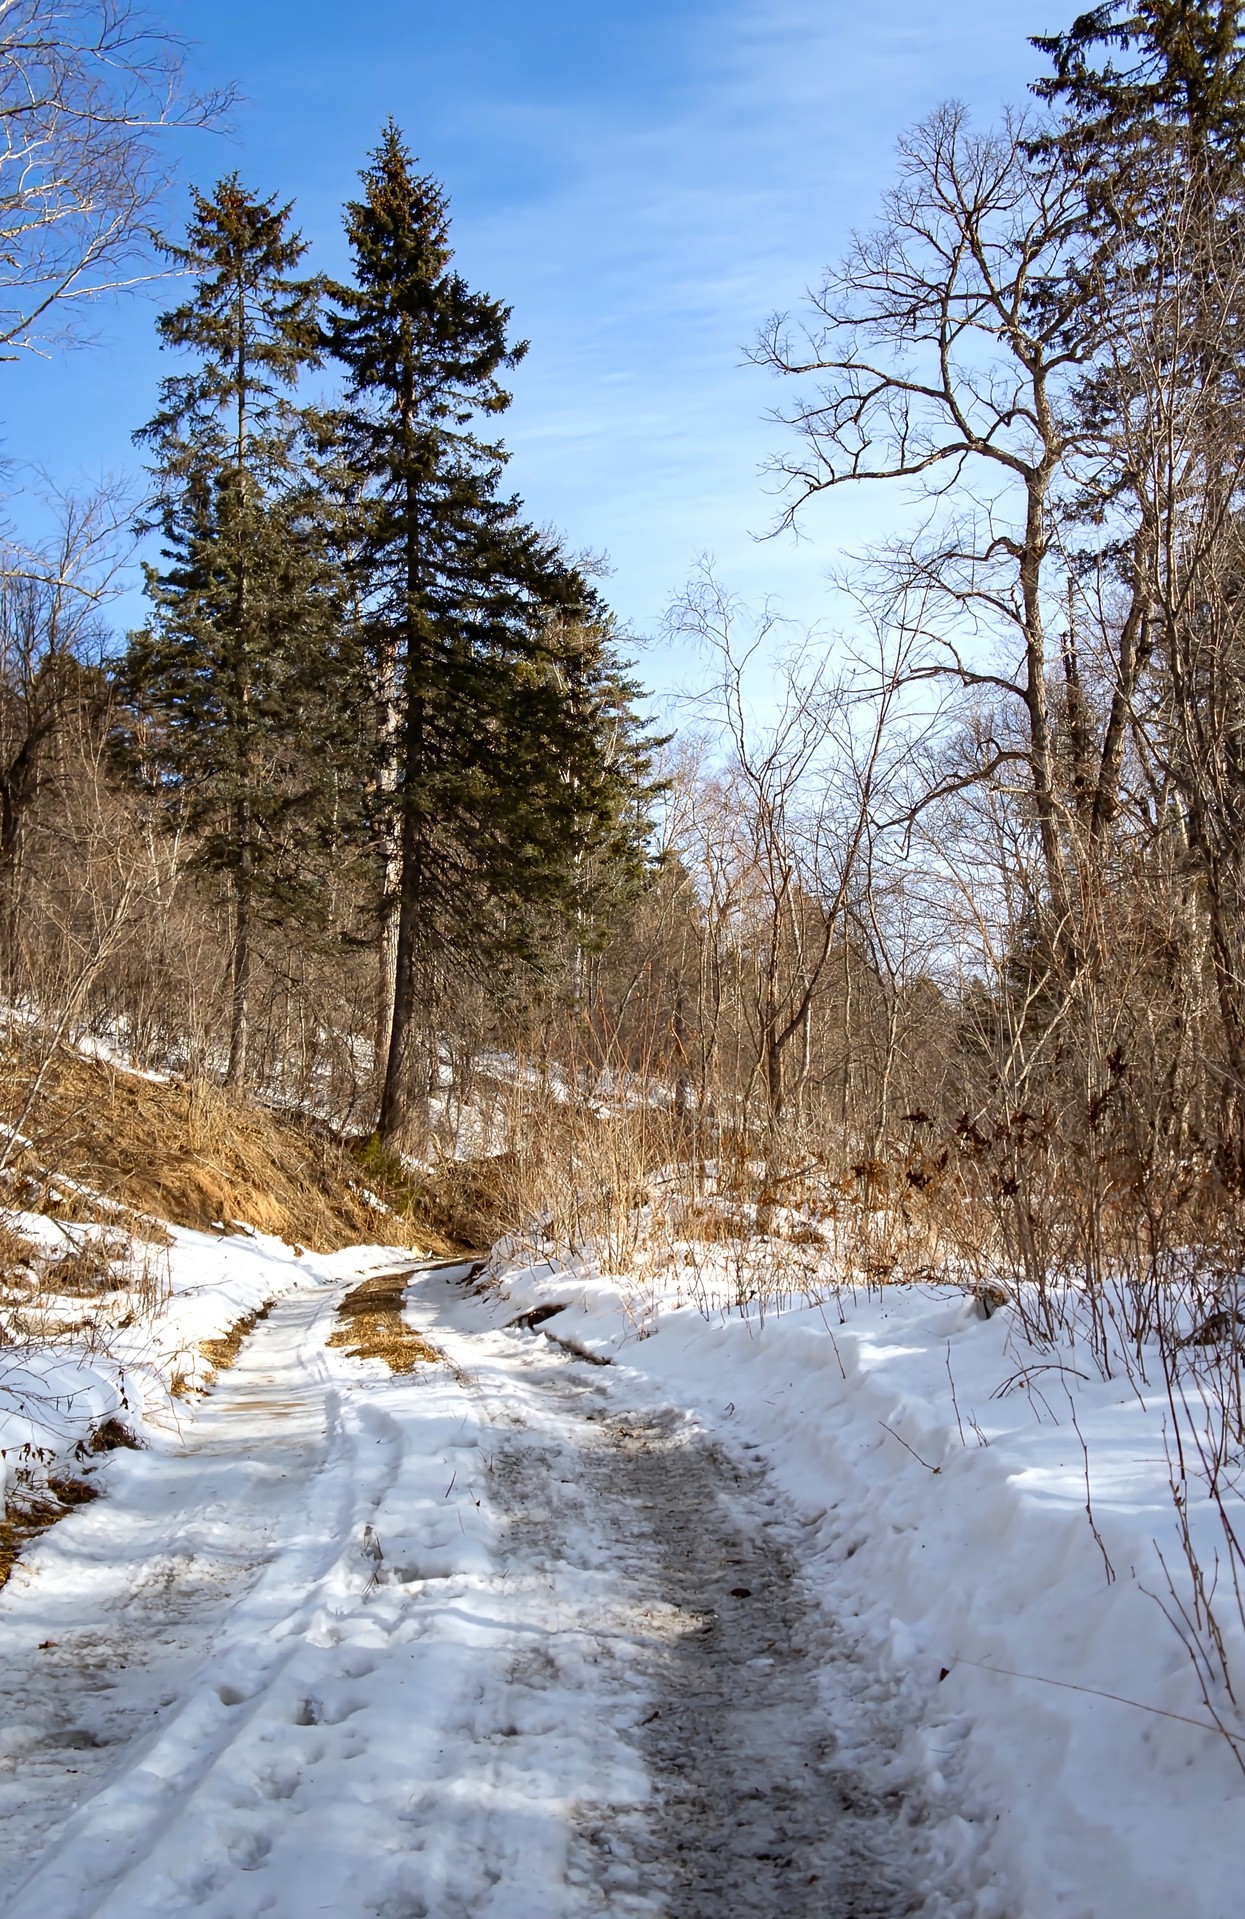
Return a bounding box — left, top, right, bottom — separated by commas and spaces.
949, 1654, 1245, 1750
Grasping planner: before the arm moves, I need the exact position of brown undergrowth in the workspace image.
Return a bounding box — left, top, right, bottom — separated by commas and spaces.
0, 1038, 458, 1253
0, 1422, 138, 1590
421, 1153, 523, 1251
327, 1269, 443, 1373
0, 1479, 99, 1589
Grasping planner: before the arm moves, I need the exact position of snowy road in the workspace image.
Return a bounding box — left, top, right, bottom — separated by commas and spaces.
0, 1263, 965, 1918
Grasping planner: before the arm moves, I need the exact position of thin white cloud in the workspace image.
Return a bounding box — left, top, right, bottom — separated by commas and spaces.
450, 0, 1045, 684
0, 0, 1049, 684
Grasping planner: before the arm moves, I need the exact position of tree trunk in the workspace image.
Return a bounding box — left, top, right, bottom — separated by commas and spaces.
754, 1010, 785, 1235
1202, 861, 1245, 1183
378, 472, 426, 1148
374, 890, 400, 1087
372, 629, 402, 1083
226, 804, 253, 1088
378, 783, 421, 1146
1018, 456, 1074, 945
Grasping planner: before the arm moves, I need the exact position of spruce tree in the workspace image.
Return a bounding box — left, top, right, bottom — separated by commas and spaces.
326, 125, 653, 1144
121, 178, 353, 1087
1034, 3, 1245, 173
1031, 3, 1245, 354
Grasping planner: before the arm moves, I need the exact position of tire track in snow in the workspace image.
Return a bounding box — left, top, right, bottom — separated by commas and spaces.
0, 1264, 968, 1918
599, 1413, 922, 1917
0, 1274, 389, 1915
481, 1347, 933, 1918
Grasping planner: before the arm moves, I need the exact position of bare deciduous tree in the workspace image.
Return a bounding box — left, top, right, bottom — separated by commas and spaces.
0, 0, 230, 360
752, 105, 1150, 946
0, 481, 130, 976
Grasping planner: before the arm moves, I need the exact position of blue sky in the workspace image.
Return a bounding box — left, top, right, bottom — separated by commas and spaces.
4, 0, 1052, 694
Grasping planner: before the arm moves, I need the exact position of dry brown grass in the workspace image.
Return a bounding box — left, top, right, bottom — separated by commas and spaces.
327, 1269, 442, 1373
39, 1231, 134, 1296
0, 1040, 459, 1254
0, 1217, 39, 1283
421, 1152, 522, 1251
199, 1300, 273, 1380
670, 1197, 829, 1247
0, 1475, 99, 1590
675, 1199, 753, 1242
424, 1082, 687, 1272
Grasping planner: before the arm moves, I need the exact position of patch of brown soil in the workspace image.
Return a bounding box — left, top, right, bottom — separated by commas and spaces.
0, 1041, 461, 1255
327, 1269, 442, 1373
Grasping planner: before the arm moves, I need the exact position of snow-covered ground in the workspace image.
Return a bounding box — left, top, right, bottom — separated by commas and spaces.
0, 1215, 361, 1501
0, 1252, 968, 1919
492, 1243, 1245, 1919
0, 1218, 1241, 1916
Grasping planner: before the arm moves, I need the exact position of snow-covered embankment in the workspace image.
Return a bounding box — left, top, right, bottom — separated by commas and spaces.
493, 1246, 1245, 1919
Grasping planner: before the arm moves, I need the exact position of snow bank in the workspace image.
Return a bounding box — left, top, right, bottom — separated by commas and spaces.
491, 1247, 1245, 1919
0, 1218, 364, 1505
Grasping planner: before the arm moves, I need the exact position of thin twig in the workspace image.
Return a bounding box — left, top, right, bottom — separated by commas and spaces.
878, 1419, 941, 1473
945, 1340, 966, 1447
950, 1654, 1245, 1753
1066, 1388, 1115, 1585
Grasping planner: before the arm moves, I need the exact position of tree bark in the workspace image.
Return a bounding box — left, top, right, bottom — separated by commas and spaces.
225, 802, 253, 1088
372, 631, 403, 1083
378, 456, 426, 1148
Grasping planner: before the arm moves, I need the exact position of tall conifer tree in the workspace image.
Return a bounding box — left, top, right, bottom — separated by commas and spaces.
1033, 6, 1245, 1150
326, 125, 652, 1144
1034, 3, 1245, 169
121, 178, 351, 1087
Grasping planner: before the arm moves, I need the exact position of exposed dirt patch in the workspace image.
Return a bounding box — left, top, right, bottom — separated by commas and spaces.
327, 1269, 443, 1373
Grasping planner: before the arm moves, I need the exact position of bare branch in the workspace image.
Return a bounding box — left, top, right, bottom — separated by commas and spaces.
0, 1, 233, 357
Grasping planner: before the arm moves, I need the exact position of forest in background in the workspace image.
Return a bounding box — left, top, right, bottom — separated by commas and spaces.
8, 0, 1245, 1368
